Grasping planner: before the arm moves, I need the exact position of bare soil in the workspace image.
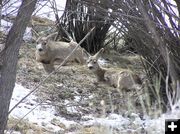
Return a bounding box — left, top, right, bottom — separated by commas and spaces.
15, 43, 146, 133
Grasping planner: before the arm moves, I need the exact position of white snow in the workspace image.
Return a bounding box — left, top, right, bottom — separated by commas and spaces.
10, 84, 76, 132
98, 58, 110, 66
1, 19, 32, 41
1, 0, 67, 42
2, 0, 67, 20
34, 0, 66, 21
82, 114, 131, 129
2, 0, 21, 16
10, 84, 180, 133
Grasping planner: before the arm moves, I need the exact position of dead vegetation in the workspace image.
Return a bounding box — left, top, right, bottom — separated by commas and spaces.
16, 42, 149, 121
59, 0, 180, 110
2, 0, 180, 133
7, 117, 46, 134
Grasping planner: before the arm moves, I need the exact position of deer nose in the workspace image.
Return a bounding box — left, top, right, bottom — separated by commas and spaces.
38, 48, 43, 51
89, 66, 93, 70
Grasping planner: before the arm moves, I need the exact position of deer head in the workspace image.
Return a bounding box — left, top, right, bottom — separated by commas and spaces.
36, 32, 58, 54
83, 48, 104, 71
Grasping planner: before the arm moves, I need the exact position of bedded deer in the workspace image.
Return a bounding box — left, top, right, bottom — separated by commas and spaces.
84, 48, 142, 90
35, 33, 86, 73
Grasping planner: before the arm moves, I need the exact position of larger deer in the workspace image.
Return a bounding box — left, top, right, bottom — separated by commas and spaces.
35, 32, 86, 73
84, 48, 142, 90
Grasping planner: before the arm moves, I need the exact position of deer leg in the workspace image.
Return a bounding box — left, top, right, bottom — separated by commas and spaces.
42, 63, 55, 73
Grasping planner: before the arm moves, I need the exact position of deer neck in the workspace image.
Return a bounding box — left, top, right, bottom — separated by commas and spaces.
94, 67, 106, 82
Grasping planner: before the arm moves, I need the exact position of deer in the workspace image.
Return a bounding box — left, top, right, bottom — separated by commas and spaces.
83, 48, 142, 90
35, 32, 86, 73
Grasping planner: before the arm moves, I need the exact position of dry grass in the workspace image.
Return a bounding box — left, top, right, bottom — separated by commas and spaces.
16, 42, 147, 116
77, 126, 116, 134
7, 117, 47, 134
13, 42, 164, 134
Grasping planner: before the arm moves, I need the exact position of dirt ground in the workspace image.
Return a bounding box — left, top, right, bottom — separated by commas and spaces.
15, 42, 147, 133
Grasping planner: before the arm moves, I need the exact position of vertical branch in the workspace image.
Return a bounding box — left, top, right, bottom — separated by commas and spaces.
136, 0, 179, 95
0, 0, 37, 132
0, 0, 2, 27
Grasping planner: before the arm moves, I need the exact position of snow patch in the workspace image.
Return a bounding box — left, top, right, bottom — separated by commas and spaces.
10, 84, 77, 132
10, 84, 180, 133
34, 0, 66, 20
1, 20, 32, 41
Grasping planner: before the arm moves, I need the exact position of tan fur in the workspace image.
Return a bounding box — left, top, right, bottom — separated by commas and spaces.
84, 48, 142, 90
35, 37, 86, 73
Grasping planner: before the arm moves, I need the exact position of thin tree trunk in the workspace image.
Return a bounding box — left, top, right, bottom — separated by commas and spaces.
0, 0, 2, 27
0, 0, 37, 133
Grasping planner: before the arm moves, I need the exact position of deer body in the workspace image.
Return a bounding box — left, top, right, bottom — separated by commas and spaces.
35, 34, 85, 73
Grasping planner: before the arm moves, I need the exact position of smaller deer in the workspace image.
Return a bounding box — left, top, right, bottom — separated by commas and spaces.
84, 48, 142, 90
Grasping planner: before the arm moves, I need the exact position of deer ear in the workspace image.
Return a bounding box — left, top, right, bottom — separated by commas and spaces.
69, 40, 78, 46
82, 49, 91, 60
99, 48, 104, 53
94, 48, 104, 58
36, 36, 41, 43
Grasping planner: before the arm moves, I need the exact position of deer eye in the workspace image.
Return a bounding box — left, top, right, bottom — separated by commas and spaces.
42, 41, 47, 46
86, 60, 90, 64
